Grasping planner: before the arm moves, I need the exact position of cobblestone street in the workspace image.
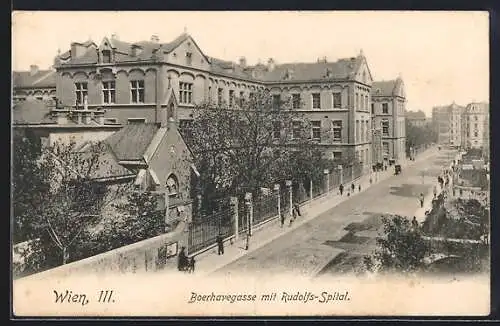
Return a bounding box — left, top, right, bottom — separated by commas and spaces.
213, 148, 456, 278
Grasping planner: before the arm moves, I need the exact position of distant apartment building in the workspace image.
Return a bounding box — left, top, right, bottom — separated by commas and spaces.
462, 102, 489, 150
12, 65, 57, 104
405, 110, 428, 128
52, 33, 383, 170
370, 78, 406, 164
432, 102, 464, 148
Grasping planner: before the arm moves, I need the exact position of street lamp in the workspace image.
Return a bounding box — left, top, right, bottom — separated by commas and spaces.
285, 180, 293, 217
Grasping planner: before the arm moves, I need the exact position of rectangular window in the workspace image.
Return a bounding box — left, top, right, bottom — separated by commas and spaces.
272, 94, 280, 110
333, 151, 342, 160
186, 52, 192, 65
292, 94, 301, 109
102, 50, 111, 63
179, 82, 193, 104
272, 121, 281, 139
383, 142, 389, 156
229, 90, 235, 107
312, 93, 321, 109
356, 120, 360, 142
382, 103, 389, 114
179, 119, 194, 140
218, 88, 223, 105
130, 80, 145, 103
332, 92, 342, 108
127, 118, 146, 124
365, 96, 369, 111
102, 81, 115, 104
382, 120, 389, 136
361, 95, 365, 110
239, 91, 244, 106
292, 121, 302, 139
311, 121, 321, 140
332, 120, 342, 142
208, 86, 212, 102
371, 103, 374, 114
75, 82, 88, 106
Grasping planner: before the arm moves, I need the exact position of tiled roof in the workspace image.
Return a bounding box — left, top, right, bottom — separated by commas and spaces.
12, 100, 52, 125
371, 80, 397, 96
59, 33, 365, 83
406, 110, 426, 120
257, 57, 362, 82
75, 147, 133, 180
104, 123, 160, 161
12, 70, 56, 89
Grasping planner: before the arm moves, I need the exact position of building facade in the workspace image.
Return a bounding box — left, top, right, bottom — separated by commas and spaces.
50, 33, 402, 170
12, 65, 57, 105
432, 102, 464, 148
370, 78, 406, 164
462, 102, 489, 150
405, 110, 427, 128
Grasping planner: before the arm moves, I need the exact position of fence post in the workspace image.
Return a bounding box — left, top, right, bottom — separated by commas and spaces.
245, 192, 253, 250
338, 165, 343, 185
230, 196, 239, 241
309, 178, 313, 202
323, 169, 329, 193
274, 184, 281, 221
286, 180, 293, 217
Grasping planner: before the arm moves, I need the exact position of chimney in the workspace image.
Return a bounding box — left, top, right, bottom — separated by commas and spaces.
151, 35, 160, 43
70, 42, 86, 59
29, 65, 39, 76
239, 57, 247, 68
267, 58, 275, 72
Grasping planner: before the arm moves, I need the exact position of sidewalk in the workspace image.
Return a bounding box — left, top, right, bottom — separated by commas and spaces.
187, 147, 440, 276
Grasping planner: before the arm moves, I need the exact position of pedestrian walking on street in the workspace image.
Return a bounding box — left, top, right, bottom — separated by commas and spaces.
419, 193, 424, 208
433, 186, 437, 199
339, 184, 344, 196
358, 184, 361, 192
216, 234, 224, 255
188, 256, 196, 273
351, 183, 355, 193
280, 210, 285, 227
369, 177, 372, 185
178, 247, 188, 272
293, 203, 302, 217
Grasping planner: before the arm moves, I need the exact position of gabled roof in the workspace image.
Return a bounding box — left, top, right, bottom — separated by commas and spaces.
371, 80, 398, 97
12, 100, 52, 125
104, 123, 160, 162
258, 56, 363, 82
12, 70, 56, 89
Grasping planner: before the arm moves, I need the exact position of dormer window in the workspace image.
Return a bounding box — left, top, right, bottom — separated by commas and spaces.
102, 50, 111, 63
186, 52, 192, 65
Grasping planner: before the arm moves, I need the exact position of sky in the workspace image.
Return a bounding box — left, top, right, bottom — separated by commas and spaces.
12, 11, 489, 116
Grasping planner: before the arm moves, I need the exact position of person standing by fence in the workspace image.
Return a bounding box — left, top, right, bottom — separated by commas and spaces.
178, 247, 188, 272
419, 193, 424, 208
216, 234, 224, 255
339, 184, 344, 196
351, 183, 355, 194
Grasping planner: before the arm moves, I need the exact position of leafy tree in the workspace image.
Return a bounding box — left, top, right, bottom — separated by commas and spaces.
185, 90, 318, 208
12, 139, 131, 270
366, 215, 430, 273
405, 119, 437, 155
74, 191, 164, 261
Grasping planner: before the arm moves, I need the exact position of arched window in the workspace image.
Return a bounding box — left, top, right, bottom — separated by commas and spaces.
167, 103, 175, 120
166, 174, 179, 197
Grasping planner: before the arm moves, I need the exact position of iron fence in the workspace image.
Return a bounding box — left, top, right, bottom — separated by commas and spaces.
187, 208, 234, 254
253, 195, 278, 225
